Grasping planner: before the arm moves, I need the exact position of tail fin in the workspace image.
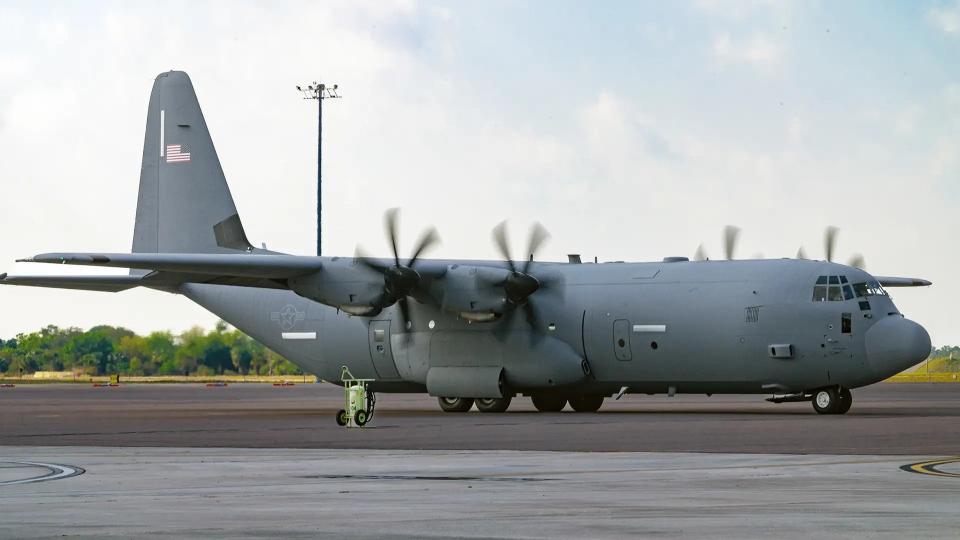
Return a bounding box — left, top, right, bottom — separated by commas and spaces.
132, 71, 252, 256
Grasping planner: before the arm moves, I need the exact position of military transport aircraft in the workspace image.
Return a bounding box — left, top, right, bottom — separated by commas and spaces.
0, 71, 932, 416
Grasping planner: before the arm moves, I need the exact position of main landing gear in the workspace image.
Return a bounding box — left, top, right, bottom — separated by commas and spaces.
436, 396, 513, 413
437, 395, 606, 413
812, 386, 853, 415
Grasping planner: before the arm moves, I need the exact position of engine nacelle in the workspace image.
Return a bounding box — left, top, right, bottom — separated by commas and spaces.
439, 264, 509, 320
288, 258, 384, 315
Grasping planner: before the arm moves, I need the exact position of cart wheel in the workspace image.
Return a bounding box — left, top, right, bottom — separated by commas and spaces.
355, 409, 368, 427
336, 409, 348, 426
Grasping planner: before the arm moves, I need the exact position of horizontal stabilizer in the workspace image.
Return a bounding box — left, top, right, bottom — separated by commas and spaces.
0, 274, 143, 292
875, 276, 932, 288
19, 253, 323, 279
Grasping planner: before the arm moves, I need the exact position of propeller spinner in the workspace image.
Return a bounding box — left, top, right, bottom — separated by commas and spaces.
491, 221, 561, 341
356, 208, 439, 335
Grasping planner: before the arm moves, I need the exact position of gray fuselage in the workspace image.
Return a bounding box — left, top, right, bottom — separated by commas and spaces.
179, 256, 929, 397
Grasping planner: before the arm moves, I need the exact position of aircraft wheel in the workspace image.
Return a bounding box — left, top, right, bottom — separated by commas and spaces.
354, 409, 368, 427
569, 395, 604, 412
475, 396, 512, 413
531, 396, 566, 412
438, 397, 474, 413
837, 388, 853, 415
336, 409, 348, 426
812, 387, 841, 415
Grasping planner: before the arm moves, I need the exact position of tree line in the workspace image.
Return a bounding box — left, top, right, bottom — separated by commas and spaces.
0, 322, 303, 376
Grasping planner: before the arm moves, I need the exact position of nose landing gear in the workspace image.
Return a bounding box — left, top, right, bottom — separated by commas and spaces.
812, 386, 852, 415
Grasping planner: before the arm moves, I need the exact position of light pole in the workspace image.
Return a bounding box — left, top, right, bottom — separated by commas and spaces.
296, 81, 340, 256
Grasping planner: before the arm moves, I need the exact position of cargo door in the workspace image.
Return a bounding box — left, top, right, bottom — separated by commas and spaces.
368, 320, 400, 379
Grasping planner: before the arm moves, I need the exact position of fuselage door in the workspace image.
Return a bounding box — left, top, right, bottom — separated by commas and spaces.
613, 319, 632, 361
368, 320, 401, 379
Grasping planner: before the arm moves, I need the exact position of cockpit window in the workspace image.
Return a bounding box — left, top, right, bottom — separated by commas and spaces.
813, 275, 861, 302
813, 285, 827, 301
852, 280, 888, 298
827, 285, 844, 301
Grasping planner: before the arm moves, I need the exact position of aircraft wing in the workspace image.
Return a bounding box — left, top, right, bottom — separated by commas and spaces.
17, 252, 322, 279
0, 273, 143, 292
874, 276, 932, 288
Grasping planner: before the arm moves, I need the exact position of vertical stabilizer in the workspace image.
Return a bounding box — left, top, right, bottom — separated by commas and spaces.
132, 71, 252, 257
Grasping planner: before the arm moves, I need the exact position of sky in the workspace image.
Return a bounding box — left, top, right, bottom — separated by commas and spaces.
0, 0, 958, 344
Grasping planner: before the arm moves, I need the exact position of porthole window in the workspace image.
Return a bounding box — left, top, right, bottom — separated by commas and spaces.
428, 320, 436, 329
650, 341, 659, 350
617, 338, 625, 348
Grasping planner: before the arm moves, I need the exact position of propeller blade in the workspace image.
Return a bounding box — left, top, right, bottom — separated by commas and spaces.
723, 225, 740, 260
492, 221, 518, 274
796, 246, 807, 260
354, 247, 389, 274
384, 208, 401, 268
493, 306, 518, 341
522, 302, 544, 345
408, 227, 439, 267
397, 297, 413, 342
521, 222, 550, 274
848, 254, 865, 270
824, 226, 838, 262
694, 244, 707, 262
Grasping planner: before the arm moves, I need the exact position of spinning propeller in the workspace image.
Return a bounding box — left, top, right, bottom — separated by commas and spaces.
694, 225, 742, 261
356, 208, 439, 334
796, 226, 865, 269
491, 221, 561, 341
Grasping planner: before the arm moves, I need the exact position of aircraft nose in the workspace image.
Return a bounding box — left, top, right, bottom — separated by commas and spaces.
864, 316, 931, 379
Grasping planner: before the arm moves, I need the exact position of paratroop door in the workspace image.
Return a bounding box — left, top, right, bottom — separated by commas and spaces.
368, 320, 400, 379
613, 319, 632, 361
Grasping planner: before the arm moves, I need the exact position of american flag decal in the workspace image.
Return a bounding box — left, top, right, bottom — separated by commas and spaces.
165, 144, 191, 163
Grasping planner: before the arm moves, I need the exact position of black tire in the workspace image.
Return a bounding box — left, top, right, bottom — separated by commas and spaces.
438, 397, 474, 413
531, 396, 567, 412
475, 396, 512, 413
569, 395, 604, 412
336, 409, 348, 426
837, 388, 852, 415
355, 409, 368, 426
812, 387, 840, 414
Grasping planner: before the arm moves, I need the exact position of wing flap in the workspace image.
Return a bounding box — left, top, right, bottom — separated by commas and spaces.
19, 252, 322, 279
0, 274, 143, 292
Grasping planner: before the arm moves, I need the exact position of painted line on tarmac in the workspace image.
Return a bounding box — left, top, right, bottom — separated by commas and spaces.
0, 462, 85, 486
901, 457, 960, 478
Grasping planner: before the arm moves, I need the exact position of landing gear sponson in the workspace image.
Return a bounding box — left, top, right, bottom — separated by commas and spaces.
437, 395, 606, 413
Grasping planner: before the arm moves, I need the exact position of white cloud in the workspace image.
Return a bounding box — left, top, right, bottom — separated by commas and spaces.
928, 0, 960, 34
894, 104, 924, 135
694, 0, 783, 20
712, 32, 782, 70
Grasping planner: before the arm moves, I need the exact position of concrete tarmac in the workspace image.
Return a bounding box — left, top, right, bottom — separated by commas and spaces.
0, 383, 958, 453
1, 446, 958, 539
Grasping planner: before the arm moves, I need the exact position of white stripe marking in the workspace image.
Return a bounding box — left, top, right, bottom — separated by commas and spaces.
0, 462, 85, 486
160, 110, 165, 157
633, 324, 666, 333
282, 332, 317, 340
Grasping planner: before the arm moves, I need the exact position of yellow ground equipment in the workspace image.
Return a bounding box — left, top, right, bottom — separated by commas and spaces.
336, 366, 376, 427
